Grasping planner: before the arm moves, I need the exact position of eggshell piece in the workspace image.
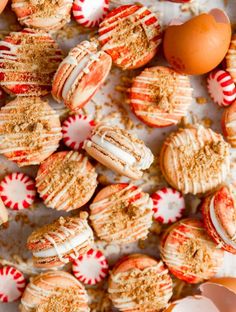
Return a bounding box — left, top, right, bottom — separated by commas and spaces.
164, 296, 219, 312
200, 278, 236, 312
0, 0, 8, 14
163, 10, 231, 75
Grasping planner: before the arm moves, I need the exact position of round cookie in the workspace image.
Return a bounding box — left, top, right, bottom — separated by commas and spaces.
12, 0, 73, 31
0, 97, 62, 167
108, 254, 173, 311
84, 123, 154, 180
90, 183, 153, 244
27, 215, 94, 268
160, 218, 224, 284
129, 66, 193, 127
52, 40, 112, 111
160, 125, 230, 194
0, 29, 63, 96
20, 271, 89, 312
98, 4, 162, 70
201, 185, 236, 254
36, 151, 97, 211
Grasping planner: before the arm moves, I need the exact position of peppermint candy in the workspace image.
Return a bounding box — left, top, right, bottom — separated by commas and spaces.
62, 114, 95, 150
73, 0, 109, 28
72, 249, 109, 285
151, 187, 185, 224
0, 173, 36, 210
0, 266, 26, 302
207, 70, 236, 107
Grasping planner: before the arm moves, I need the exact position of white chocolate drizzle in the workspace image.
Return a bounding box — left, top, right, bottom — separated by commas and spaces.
90, 184, 153, 244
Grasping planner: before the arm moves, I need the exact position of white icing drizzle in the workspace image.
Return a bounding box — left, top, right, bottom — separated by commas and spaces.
0, 98, 62, 166
20, 271, 88, 312
85, 124, 154, 173
36, 151, 97, 211
11, 0, 73, 30
0, 30, 62, 95
209, 195, 236, 249
98, 5, 161, 69
161, 221, 222, 280
131, 68, 193, 125
165, 126, 230, 194
32, 217, 93, 264
90, 184, 153, 243
108, 262, 172, 311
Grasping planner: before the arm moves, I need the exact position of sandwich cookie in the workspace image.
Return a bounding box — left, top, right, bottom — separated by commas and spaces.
129, 66, 193, 127
19, 271, 89, 312
11, 0, 73, 31
52, 40, 112, 112
0, 197, 8, 225
27, 215, 94, 268
226, 34, 236, 83
62, 114, 95, 150
72, 248, 109, 285
108, 254, 173, 311
160, 218, 224, 284
90, 183, 153, 244
0, 29, 63, 96
0, 266, 26, 303
73, 0, 109, 28
201, 185, 236, 254
0, 97, 62, 167
222, 101, 236, 147
0, 173, 36, 210
83, 123, 154, 180
151, 187, 185, 224
36, 151, 97, 211
98, 4, 162, 70
207, 70, 236, 107
160, 125, 230, 194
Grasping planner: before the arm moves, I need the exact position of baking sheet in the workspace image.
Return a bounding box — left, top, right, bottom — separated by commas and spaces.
0, 0, 236, 311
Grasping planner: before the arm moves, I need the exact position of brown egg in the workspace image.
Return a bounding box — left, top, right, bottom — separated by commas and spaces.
163, 9, 232, 75
164, 277, 236, 312
0, 0, 8, 14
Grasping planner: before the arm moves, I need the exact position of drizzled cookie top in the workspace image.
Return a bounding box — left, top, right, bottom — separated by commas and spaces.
0, 29, 63, 96
0, 97, 62, 166
36, 151, 97, 211
12, 0, 73, 31
161, 125, 230, 194
90, 184, 153, 244
99, 5, 162, 69
109, 261, 172, 311
20, 271, 89, 312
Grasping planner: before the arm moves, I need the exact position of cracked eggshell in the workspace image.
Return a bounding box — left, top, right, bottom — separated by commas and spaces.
163, 9, 231, 75
164, 296, 219, 312
200, 277, 236, 312
0, 0, 8, 14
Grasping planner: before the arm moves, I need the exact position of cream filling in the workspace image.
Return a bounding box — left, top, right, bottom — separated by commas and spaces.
210, 196, 236, 249
33, 230, 91, 258
62, 54, 91, 100
91, 134, 136, 166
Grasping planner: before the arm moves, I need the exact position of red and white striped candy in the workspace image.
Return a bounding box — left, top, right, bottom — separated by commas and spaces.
0, 266, 26, 302
207, 70, 236, 107
73, 0, 109, 28
0, 173, 36, 210
151, 187, 185, 224
62, 114, 95, 150
72, 249, 109, 285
